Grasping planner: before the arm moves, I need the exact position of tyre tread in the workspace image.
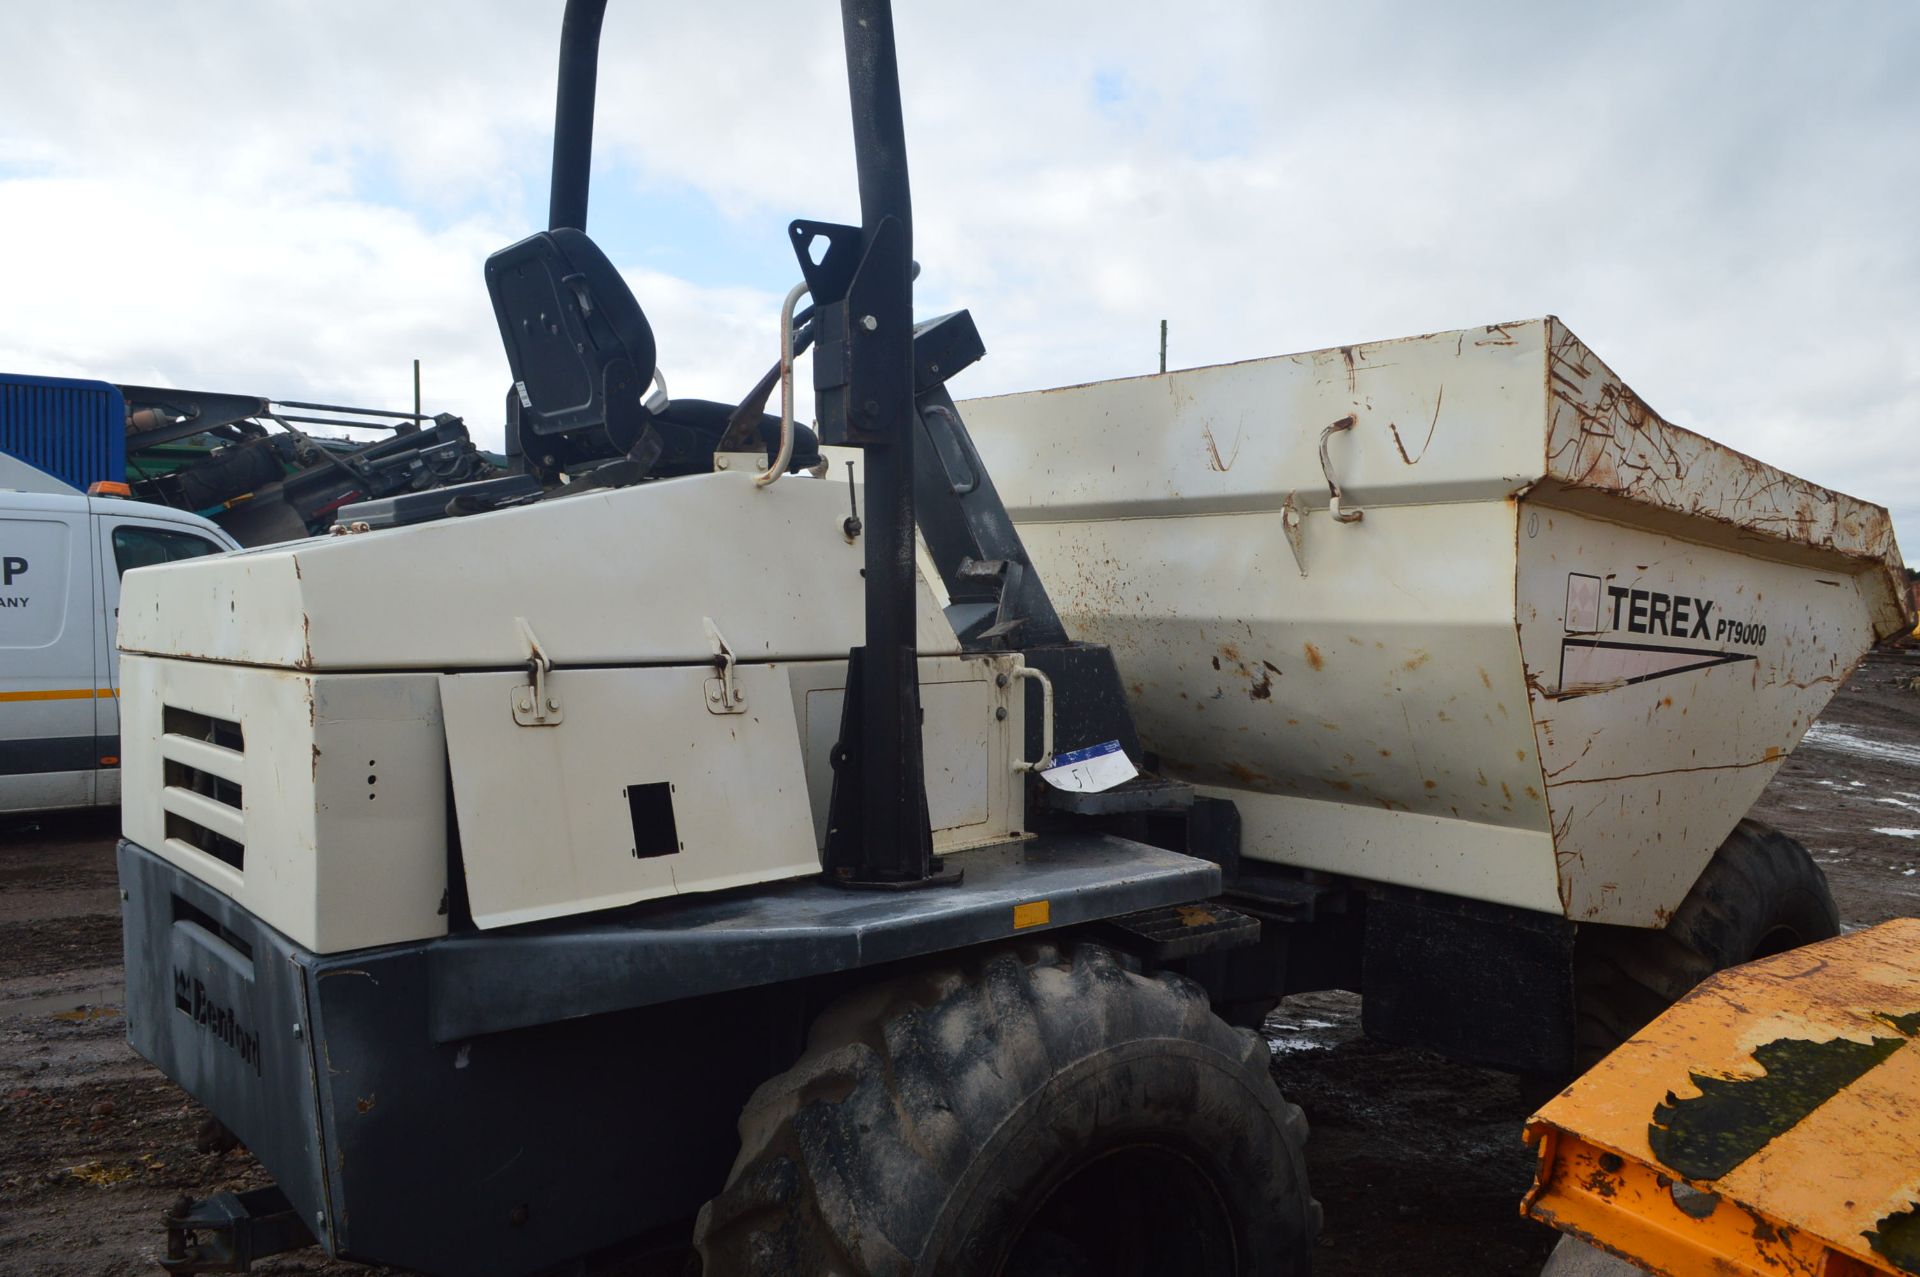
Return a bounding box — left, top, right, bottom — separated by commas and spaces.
695, 942, 1318, 1275
1572, 819, 1838, 1066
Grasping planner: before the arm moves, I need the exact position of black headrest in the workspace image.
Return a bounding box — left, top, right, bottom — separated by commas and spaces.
484, 228, 656, 439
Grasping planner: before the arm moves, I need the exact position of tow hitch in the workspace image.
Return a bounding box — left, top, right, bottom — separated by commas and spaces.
161, 1185, 315, 1273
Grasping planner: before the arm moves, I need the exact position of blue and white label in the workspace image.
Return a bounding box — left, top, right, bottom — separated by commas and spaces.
1040, 740, 1138, 794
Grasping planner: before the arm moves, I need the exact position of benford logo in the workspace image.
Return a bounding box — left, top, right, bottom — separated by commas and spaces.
173, 968, 263, 1076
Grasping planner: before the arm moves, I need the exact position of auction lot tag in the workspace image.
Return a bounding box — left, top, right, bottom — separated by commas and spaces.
1040, 740, 1137, 793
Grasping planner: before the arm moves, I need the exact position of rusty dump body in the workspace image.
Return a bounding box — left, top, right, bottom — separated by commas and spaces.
1525, 918, 1920, 1277
1538, 324, 1906, 637
963, 317, 1914, 928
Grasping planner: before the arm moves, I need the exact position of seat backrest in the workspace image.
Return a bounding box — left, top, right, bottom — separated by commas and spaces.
484, 228, 656, 439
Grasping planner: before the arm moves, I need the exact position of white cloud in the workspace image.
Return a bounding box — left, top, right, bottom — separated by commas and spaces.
1, 0, 1915, 551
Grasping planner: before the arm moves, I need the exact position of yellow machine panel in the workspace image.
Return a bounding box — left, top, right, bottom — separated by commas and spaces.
1524, 919, 1920, 1277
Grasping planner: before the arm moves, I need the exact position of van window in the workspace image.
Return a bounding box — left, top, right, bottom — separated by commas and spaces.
111, 526, 223, 576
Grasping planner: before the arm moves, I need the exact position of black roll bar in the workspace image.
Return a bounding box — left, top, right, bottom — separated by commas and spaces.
549, 0, 609, 231
540, 0, 939, 887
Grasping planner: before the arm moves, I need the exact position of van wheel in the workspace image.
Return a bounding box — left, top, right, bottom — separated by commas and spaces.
693, 942, 1319, 1276
1571, 818, 1839, 1070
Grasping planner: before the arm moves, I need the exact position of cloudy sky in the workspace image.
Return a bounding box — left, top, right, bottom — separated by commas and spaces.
3, 2, 1916, 545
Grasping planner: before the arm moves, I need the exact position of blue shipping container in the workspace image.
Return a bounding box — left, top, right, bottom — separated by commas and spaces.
0, 373, 127, 493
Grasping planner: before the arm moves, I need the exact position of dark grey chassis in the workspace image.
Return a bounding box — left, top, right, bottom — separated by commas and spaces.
123, 815, 1586, 1275
122, 833, 1223, 1276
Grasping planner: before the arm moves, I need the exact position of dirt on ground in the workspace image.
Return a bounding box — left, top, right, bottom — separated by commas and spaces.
1747, 645, 1920, 926
2, 647, 1916, 1276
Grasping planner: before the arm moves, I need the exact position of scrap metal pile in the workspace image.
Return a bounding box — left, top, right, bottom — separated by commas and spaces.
120, 385, 499, 545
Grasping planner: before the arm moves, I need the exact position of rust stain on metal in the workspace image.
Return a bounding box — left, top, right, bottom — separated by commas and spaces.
1579, 1159, 1622, 1201
1303, 642, 1324, 671
1202, 422, 1242, 472
1542, 320, 1911, 640
1388, 384, 1442, 465
1174, 904, 1219, 928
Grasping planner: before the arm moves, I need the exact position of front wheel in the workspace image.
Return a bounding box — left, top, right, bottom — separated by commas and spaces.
693, 941, 1319, 1276
1571, 818, 1840, 1070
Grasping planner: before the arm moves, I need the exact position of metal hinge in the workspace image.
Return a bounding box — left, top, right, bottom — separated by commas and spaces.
511, 618, 563, 726
703, 617, 746, 714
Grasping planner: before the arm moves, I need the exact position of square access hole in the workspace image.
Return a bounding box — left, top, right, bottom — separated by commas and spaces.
625, 782, 682, 859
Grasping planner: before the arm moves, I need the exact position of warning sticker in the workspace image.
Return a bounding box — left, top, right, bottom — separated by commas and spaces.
1040, 740, 1138, 794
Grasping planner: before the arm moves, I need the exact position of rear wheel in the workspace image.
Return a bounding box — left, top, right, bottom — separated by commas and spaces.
693, 941, 1319, 1276
1571, 818, 1839, 1069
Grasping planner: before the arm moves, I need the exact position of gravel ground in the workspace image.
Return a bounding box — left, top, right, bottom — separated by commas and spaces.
2, 647, 1915, 1276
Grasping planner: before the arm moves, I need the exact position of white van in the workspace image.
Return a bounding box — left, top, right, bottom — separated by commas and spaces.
1, 489, 240, 812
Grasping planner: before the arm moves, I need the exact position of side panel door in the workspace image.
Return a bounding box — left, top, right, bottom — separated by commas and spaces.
0, 507, 97, 809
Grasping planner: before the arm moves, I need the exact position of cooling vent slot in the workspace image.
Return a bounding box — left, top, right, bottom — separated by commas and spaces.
160, 707, 245, 871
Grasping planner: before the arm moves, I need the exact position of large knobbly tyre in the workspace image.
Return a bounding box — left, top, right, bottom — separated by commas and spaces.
693, 942, 1318, 1276
1572, 818, 1839, 1067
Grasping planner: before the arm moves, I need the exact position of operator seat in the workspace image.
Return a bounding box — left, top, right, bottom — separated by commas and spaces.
485, 228, 818, 483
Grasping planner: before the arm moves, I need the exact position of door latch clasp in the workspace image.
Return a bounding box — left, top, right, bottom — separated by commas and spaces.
511, 618, 564, 726
703, 617, 746, 714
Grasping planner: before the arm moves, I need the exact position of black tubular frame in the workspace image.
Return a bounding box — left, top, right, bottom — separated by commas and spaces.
829, 0, 938, 885
549, 0, 608, 231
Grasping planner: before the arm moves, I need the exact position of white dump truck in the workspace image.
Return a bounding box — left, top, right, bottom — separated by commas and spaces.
114, 4, 1909, 1275
963, 318, 1909, 1069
